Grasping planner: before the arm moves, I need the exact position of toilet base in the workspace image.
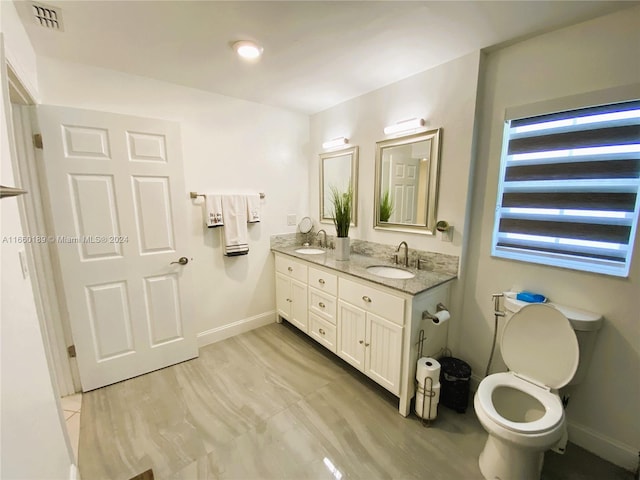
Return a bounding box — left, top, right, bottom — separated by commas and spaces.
479, 434, 544, 480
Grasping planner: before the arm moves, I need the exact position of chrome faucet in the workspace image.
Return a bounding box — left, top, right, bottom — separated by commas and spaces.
316, 229, 327, 248
395, 241, 409, 267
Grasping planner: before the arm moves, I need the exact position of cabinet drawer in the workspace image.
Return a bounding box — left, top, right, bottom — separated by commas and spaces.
275, 255, 307, 283
309, 312, 336, 353
308, 267, 337, 296
339, 277, 405, 325
309, 287, 337, 324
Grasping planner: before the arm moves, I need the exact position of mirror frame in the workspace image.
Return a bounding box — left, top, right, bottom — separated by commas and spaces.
319, 146, 359, 226
373, 128, 442, 234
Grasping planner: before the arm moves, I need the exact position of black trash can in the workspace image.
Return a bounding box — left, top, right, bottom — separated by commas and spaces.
439, 357, 472, 413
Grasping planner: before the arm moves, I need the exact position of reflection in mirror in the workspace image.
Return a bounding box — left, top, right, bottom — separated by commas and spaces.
320, 146, 358, 226
374, 129, 441, 234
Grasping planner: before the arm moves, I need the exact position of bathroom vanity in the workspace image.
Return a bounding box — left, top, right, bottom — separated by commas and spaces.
271, 237, 458, 417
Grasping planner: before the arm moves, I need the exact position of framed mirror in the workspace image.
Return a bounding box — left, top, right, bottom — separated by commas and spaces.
374, 128, 442, 234
320, 146, 358, 226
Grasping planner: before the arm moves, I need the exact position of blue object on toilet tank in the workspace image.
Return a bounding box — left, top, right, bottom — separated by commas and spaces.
516, 291, 547, 303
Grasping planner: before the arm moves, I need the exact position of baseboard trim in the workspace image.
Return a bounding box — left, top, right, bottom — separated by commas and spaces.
197, 311, 277, 348
567, 420, 637, 471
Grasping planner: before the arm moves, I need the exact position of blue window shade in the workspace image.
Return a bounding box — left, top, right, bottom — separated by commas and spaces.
492, 99, 640, 277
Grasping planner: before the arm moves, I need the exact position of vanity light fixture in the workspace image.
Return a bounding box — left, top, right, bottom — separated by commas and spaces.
233, 40, 263, 60
384, 117, 425, 135
322, 137, 349, 150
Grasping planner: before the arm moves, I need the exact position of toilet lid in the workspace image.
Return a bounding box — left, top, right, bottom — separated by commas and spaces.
501, 303, 579, 389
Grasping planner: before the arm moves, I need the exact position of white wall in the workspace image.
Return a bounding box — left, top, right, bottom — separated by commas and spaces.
461, 7, 640, 469
0, 0, 38, 100
0, 35, 73, 479
310, 51, 482, 355
37, 57, 310, 342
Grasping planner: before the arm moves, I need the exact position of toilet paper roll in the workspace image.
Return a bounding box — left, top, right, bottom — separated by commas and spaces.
416, 357, 441, 384
432, 310, 450, 325
415, 383, 440, 420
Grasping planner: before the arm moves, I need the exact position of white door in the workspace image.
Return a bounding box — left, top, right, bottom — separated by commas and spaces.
391, 158, 420, 224
275, 272, 291, 321
36, 105, 197, 391
290, 279, 308, 332
365, 312, 403, 395
337, 300, 366, 370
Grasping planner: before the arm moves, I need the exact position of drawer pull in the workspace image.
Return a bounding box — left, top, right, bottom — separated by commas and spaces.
287, 267, 293, 272
318, 279, 325, 285
362, 295, 372, 303
319, 328, 325, 335
318, 302, 326, 309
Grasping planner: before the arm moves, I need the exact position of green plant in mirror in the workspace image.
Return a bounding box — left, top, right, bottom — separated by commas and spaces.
329, 183, 352, 238
379, 189, 394, 222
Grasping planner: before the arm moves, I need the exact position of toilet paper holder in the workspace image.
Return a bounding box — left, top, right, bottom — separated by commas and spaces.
422, 302, 449, 323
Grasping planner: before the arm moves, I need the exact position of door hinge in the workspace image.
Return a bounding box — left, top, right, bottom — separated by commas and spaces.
33, 133, 43, 149
67, 345, 76, 358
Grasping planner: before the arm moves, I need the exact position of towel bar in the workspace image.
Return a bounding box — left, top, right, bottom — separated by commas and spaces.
190, 191, 265, 199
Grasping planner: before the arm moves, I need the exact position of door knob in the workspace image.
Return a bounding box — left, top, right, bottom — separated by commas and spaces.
170, 256, 189, 265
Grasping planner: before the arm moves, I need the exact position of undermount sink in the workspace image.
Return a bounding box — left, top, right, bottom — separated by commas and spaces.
366, 265, 415, 279
295, 248, 326, 255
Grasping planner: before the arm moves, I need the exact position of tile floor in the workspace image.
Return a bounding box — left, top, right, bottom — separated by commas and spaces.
60, 392, 82, 460
77, 322, 634, 480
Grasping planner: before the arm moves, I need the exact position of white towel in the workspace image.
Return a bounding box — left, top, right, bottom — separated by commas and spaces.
221, 195, 249, 256
246, 194, 261, 223
204, 194, 224, 228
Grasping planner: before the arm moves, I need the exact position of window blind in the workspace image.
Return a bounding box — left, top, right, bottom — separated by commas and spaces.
492, 99, 640, 277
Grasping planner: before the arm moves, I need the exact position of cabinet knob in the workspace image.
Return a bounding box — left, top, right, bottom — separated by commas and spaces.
319, 328, 325, 335
286, 298, 291, 303
318, 279, 325, 285
359, 340, 364, 344
318, 302, 325, 309
288, 267, 293, 272
365, 343, 370, 347
362, 296, 372, 303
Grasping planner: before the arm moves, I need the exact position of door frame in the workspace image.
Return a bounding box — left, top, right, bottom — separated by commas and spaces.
6, 63, 79, 395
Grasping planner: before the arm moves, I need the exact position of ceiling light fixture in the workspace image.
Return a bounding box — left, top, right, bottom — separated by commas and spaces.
384, 117, 425, 135
322, 137, 349, 150
233, 41, 263, 60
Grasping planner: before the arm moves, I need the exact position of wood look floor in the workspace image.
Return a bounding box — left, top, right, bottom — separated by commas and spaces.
79, 322, 633, 480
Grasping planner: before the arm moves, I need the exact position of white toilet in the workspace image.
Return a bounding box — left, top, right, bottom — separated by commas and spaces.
474, 296, 603, 480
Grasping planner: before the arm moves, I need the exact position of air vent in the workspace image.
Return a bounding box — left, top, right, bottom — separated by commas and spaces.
32, 2, 63, 31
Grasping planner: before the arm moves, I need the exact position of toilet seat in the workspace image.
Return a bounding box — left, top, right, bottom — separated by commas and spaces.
501, 303, 579, 390
476, 372, 564, 434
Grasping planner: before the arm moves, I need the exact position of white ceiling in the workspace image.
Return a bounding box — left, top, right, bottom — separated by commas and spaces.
15, 1, 635, 115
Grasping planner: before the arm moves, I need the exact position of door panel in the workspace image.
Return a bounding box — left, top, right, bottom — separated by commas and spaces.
366, 313, 403, 395
86, 281, 134, 360
69, 174, 123, 259
290, 279, 308, 332
131, 176, 175, 253
37, 105, 197, 391
337, 300, 365, 370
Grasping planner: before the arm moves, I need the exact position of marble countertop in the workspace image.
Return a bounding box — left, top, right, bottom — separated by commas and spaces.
271, 244, 457, 296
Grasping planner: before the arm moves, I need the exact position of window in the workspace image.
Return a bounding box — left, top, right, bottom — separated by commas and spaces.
492, 99, 640, 277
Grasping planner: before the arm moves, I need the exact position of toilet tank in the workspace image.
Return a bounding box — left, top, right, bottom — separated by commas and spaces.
503, 293, 603, 386
548, 302, 603, 385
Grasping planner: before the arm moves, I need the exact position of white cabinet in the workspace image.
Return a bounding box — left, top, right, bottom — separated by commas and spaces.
337, 279, 404, 395
273, 252, 451, 417
275, 256, 308, 332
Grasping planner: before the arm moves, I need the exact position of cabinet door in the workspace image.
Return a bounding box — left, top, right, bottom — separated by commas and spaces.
337, 300, 366, 371
275, 272, 291, 321
365, 312, 404, 395
289, 279, 308, 332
